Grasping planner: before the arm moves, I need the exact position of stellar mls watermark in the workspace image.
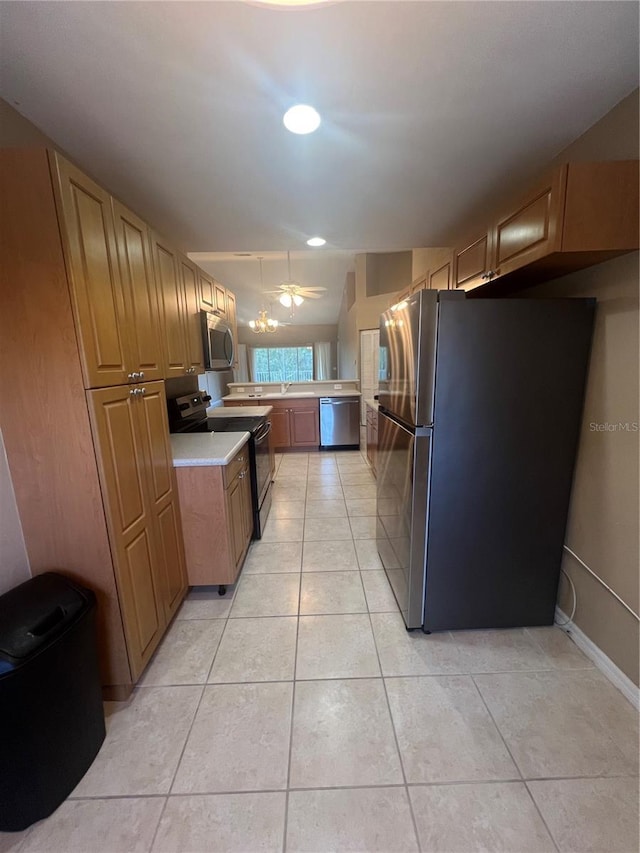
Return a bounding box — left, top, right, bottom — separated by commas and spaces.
590, 421, 639, 432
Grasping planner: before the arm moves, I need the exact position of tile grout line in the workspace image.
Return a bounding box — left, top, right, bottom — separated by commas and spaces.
63, 770, 640, 803
365, 589, 424, 853
522, 780, 562, 853
155, 579, 238, 845
282, 528, 304, 853
469, 675, 559, 852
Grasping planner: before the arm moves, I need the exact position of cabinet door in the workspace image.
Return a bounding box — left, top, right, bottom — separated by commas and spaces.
453, 232, 493, 291
227, 474, 246, 570
290, 407, 320, 447
51, 153, 129, 388
152, 233, 188, 378
137, 381, 188, 620
179, 256, 204, 373
198, 270, 215, 311
86, 385, 164, 680
214, 282, 227, 316
270, 407, 292, 449
494, 166, 567, 278
428, 260, 452, 291
112, 201, 163, 381
226, 290, 239, 367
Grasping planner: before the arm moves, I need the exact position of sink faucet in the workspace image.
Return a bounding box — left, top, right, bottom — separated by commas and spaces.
281, 382, 291, 394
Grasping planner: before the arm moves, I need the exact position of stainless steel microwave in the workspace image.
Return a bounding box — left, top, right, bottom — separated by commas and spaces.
200, 310, 235, 371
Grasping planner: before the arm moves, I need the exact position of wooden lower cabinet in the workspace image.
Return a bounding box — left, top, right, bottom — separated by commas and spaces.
366, 404, 378, 475
269, 407, 291, 448
86, 381, 188, 681
223, 398, 320, 450
175, 442, 253, 587
290, 405, 320, 447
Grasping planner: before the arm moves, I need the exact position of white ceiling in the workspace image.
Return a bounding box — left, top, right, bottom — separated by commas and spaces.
1, 1, 638, 325
190, 250, 355, 325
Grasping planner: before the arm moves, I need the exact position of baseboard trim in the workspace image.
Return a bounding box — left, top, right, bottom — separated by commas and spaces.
555, 606, 639, 710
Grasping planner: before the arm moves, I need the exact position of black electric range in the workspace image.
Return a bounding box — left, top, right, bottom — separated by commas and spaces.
167, 392, 273, 539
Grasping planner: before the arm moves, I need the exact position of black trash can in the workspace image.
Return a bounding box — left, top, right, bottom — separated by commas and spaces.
0, 572, 106, 832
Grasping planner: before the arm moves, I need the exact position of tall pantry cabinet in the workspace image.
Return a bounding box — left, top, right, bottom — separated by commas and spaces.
0, 148, 188, 698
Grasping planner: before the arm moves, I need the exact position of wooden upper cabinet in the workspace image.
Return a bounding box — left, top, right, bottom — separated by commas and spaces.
428, 260, 452, 291
179, 255, 204, 373
198, 270, 215, 311
561, 160, 639, 252
151, 233, 188, 377
453, 161, 638, 294
112, 200, 163, 381
50, 153, 129, 388
493, 166, 567, 278
86, 384, 164, 680
454, 232, 492, 291
214, 282, 227, 315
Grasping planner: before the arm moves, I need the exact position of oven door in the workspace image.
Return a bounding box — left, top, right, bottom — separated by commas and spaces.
253, 420, 272, 509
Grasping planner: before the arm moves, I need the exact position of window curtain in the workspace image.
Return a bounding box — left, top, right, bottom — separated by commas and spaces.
314, 341, 332, 380
233, 343, 250, 383
247, 346, 259, 382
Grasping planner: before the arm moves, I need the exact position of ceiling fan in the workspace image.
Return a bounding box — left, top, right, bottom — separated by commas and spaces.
263, 250, 327, 316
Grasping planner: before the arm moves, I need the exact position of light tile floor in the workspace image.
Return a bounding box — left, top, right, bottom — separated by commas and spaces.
2, 450, 638, 853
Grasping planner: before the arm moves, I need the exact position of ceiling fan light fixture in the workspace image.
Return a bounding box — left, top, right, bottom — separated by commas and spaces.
306, 237, 326, 247
283, 104, 321, 135
280, 292, 293, 308
293, 294, 304, 306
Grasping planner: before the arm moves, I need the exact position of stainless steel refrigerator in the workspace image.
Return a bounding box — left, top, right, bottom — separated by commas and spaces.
376, 290, 595, 631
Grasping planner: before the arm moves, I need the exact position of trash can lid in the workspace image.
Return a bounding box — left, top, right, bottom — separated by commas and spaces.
0, 572, 93, 665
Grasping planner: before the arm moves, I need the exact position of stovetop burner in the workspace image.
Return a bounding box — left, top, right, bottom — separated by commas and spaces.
167, 391, 267, 436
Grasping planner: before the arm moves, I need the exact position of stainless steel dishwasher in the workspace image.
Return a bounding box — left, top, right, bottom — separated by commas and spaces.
319, 397, 361, 449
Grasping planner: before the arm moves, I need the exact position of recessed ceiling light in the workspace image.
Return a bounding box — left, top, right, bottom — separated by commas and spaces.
283, 104, 321, 135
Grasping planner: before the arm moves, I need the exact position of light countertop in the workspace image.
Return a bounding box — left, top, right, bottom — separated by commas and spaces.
208, 405, 273, 417
222, 390, 361, 401
170, 432, 250, 467
365, 398, 379, 411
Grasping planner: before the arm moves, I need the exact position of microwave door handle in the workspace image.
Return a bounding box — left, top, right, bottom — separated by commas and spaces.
224, 328, 234, 366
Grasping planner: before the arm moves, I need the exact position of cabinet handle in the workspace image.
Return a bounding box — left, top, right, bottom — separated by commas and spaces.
128, 371, 140, 381
140, 387, 146, 395
238, 472, 245, 479
129, 389, 137, 398
139, 371, 145, 380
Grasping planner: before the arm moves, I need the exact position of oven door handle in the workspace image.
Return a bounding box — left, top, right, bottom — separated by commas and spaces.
254, 421, 272, 443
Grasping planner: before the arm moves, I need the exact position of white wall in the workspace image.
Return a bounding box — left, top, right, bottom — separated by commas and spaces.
0, 428, 30, 593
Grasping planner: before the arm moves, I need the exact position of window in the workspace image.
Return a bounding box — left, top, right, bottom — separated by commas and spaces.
252, 346, 314, 383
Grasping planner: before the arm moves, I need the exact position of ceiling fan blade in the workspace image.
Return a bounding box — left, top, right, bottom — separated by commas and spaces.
301, 292, 323, 299
298, 286, 327, 292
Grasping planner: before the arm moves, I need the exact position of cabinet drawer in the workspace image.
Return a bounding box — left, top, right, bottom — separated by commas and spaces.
223, 444, 249, 488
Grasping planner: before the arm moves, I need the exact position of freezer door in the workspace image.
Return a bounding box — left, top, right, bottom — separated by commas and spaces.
375, 411, 431, 629
378, 290, 438, 427
424, 296, 595, 631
